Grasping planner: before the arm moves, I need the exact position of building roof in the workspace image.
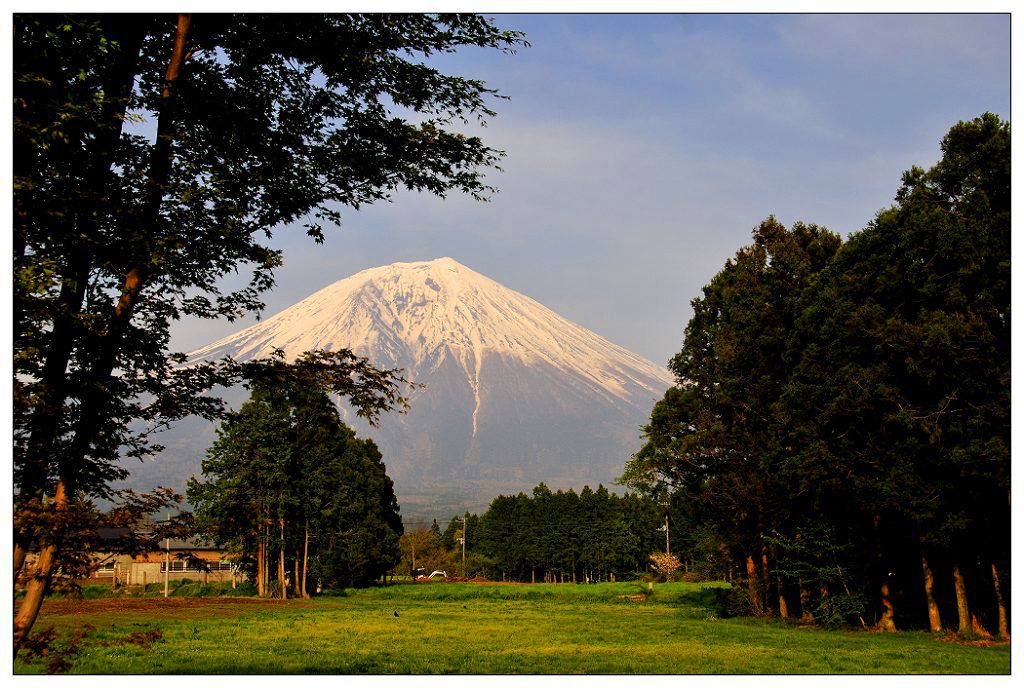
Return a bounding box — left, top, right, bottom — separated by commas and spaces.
95, 526, 132, 541
162, 537, 222, 551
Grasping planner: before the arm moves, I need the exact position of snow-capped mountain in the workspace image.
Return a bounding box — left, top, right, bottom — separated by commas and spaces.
146, 258, 674, 514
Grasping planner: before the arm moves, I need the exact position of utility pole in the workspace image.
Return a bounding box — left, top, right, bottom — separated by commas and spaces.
458, 515, 467, 579
163, 512, 170, 598
405, 518, 425, 581
665, 513, 671, 555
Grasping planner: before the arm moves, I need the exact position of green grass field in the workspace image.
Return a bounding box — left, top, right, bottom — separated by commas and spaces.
15, 581, 1009, 674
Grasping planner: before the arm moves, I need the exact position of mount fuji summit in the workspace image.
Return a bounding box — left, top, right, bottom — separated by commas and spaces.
153, 258, 674, 513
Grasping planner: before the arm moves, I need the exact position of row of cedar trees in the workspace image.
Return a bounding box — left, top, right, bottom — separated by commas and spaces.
187, 382, 404, 598
621, 114, 1010, 635
475, 485, 666, 583
398, 484, 666, 583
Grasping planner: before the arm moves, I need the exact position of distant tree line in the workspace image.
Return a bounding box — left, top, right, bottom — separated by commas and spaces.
188, 379, 404, 596
398, 484, 668, 583
622, 114, 1009, 635
477, 484, 668, 583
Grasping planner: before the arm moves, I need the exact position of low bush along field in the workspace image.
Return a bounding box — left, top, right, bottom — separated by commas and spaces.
15, 581, 1009, 674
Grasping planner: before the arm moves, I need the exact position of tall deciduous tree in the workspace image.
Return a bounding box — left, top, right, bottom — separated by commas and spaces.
14, 13, 525, 647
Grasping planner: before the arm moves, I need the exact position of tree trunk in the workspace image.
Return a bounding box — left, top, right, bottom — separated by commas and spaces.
278, 516, 286, 600
293, 553, 301, 597
267, 526, 274, 594
263, 531, 270, 596
876, 578, 897, 632
761, 543, 772, 616
952, 562, 971, 635
991, 561, 1008, 639
15, 249, 90, 567
257, 530, 265, 597
301, 522, 309, 599
920, 549, 942, 632
13, 18, 148, 583
13, 543, 28, 584
971, 613, 994, 640
14, 22, 195, 647
777, 578, 790, 619
872, 514, 896, 632
799, 583, 815, 624
65, 15, 192, 462
745, 554, 763, 616
14, 543, 58, 650
531, 566, 535, 584
13, 480, 68, 651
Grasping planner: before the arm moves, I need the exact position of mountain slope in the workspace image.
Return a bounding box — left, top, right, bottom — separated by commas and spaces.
155, 258, 673, 513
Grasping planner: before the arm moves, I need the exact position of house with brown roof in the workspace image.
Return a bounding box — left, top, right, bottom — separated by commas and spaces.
85, 530, 238, 587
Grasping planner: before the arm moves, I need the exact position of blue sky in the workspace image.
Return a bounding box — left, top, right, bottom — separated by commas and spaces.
170, 13, 1010, 368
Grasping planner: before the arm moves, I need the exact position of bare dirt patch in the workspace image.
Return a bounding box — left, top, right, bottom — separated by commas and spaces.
31, 596, 311, 621
617, 594, 648, 602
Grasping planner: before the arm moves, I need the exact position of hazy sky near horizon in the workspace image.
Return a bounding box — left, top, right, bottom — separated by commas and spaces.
170, 13, 1010, 367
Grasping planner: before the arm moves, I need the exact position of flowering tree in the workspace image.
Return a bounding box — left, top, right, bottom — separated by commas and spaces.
649, 552, 682, 582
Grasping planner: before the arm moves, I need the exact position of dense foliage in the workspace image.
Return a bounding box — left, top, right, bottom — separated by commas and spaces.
13, 12, 524, 646
623, 114, 1010, 635
188, 382, 403, 594
395, 489, 753, 584
446, 484, 665, 582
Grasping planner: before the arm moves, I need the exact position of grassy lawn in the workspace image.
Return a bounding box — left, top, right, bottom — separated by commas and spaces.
15, 581, 1009, 674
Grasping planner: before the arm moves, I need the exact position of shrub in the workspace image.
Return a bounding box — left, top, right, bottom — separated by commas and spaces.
710, 584, 754, 618
813, 591, 868, 628
649, 553, 682, 582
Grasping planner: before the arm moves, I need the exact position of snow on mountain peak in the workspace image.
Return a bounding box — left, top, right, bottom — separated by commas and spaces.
138, 259, 677, 506
188, 257, 674, 413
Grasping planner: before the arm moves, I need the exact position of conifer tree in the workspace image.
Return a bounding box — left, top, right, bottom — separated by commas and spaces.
782, 113, 1010, 633
626, 114, 1009, 632
188, 382, 403, 594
